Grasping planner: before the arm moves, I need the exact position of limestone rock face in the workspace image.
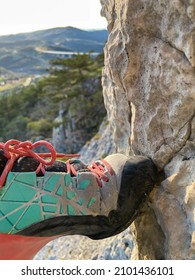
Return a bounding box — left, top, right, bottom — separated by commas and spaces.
101, 0, 195, 259
52, 77, 106, 153
35, 229, 134, 260
79, 119, 116, 164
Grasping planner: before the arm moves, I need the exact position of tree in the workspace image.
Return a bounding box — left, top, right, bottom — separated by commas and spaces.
0, 53, 106, 146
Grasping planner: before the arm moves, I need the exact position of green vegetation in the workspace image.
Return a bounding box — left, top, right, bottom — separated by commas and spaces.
0, 53, 106, 145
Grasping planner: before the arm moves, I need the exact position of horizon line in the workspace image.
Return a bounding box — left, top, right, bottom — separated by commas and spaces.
0, 25, 108, 37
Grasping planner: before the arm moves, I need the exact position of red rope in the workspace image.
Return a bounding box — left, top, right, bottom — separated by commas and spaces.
0, 139, 80, 188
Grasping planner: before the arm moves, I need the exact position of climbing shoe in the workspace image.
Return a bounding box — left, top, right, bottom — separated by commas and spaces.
0, 140, 158, 259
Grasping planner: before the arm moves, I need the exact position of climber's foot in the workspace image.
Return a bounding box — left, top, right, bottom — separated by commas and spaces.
0, 140, 158, 259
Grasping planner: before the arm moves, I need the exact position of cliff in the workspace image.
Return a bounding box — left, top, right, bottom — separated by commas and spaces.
101, 0, 195, 259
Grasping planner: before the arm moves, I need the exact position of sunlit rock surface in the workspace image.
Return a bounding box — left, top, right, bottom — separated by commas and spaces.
101, 0, 195, 260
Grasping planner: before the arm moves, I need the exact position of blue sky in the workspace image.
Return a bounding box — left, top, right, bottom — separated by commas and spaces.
0, 0, 107, 35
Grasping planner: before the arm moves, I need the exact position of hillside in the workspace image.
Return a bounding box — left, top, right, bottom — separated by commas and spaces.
0, 53, 106, 152
0, 27, 107, 75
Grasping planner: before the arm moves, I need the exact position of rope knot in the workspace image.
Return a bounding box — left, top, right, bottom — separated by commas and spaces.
0, 139, 80, 188
1, 139, 57, 165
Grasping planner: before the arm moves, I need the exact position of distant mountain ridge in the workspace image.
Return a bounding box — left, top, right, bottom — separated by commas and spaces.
0, 27, 108, 75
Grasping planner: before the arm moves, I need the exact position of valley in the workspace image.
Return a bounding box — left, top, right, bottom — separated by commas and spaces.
0, 26, 107, 76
